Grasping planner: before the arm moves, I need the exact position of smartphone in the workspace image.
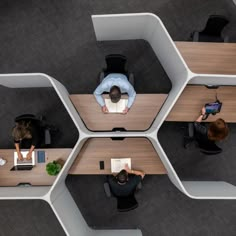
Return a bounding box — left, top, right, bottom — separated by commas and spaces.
99, 161, 104, 170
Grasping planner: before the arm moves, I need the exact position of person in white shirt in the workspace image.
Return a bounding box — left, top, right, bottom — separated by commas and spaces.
93, 73, 136, 114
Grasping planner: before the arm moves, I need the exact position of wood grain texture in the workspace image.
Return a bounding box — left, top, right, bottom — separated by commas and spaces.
166, 85, 236, 122
0, 149, 72, 186
70, 94, 168, 131
175, 42, 236, 74
69, 138, 167, 175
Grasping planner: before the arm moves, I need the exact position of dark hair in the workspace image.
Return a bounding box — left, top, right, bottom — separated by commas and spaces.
109, 86, 121, 103
116, 169, 128, 184
208, 118, 229, 141
12, 120, 32, 141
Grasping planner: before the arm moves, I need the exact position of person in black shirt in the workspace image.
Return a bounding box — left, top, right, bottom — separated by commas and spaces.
108, 164, 145, 197
194, 107, 229, 147
12, 119, 40, 160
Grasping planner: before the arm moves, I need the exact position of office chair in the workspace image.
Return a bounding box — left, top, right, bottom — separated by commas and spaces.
14, 114, 53, 146
191, 15, 229, 42
103, 180, 140, 212
184, 123, 222, 155
99, 54, 134, 86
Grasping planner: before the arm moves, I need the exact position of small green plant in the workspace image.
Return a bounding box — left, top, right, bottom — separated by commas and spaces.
46, 161, 62, 176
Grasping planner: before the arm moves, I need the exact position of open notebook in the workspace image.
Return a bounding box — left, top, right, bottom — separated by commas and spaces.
105, 98, 128, 113
14, 151, 36, 166
111, 158, 131, 173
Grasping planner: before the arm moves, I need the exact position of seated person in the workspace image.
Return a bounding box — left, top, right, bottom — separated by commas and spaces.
93, 73, 136, 114
12, 119, 40, 160
108, 164, 145, 197
194, 107, 229, 147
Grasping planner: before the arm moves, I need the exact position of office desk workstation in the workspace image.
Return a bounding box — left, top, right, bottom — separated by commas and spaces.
69, 138, 167, 175
175, 42, 236, 75
0, 148, 72, 186
167, 85, 236, 122
70, 94, 168, 131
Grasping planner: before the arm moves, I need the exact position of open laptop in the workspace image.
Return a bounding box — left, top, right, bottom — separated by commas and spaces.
10, 151, 35, 171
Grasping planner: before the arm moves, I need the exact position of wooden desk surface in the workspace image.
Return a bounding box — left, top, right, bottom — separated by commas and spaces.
69, 138, 167, 175
0, 149, 72, 186
175, 42, 236, 75
70, 94, 168, 131
166, 85, 236, 122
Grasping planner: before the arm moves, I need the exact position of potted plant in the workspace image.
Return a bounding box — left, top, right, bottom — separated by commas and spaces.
46, 160, 62, 176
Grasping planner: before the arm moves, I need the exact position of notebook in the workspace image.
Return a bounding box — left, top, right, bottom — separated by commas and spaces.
105, 99, 128, 113
111, 158, 131, 173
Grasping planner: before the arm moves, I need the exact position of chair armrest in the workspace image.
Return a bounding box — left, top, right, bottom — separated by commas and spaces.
192, 31, 199, 42
104, 182, 111, 197
44, 129, 51, 145
128, 73, 134, 87
188, 123, 194, 138
99, 72, 105, 84
224, 35, 229, 42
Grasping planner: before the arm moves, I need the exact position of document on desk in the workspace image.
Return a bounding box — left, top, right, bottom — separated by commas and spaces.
14, 151, 36, 166
111, 158, 131, 173
105, 99, 128, 113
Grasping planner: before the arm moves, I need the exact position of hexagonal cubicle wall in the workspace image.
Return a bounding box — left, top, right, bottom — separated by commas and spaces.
1, 13, 236, 236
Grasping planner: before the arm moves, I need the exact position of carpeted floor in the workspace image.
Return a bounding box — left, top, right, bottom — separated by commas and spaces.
0, 0, 236, 235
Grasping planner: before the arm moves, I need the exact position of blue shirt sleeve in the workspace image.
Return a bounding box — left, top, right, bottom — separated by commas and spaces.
93, 73, 136, 108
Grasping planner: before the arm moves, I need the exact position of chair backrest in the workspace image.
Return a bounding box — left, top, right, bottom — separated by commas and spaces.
199, 141, 222, 155
104, 54, 127, 75
117, 194, 138, 212
201, 15, 229, 36
14, 114, 38, 123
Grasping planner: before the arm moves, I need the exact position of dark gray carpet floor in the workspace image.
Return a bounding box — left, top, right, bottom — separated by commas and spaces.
0, 0, 236, 235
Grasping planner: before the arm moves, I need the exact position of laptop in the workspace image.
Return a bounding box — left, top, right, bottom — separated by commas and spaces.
10, 151, 35, 171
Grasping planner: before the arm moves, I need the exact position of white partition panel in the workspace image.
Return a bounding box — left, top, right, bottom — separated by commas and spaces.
182, 181, 236, 199
0, 73, 51, 88
92, 13, 188, 85
189, 74, 236, 85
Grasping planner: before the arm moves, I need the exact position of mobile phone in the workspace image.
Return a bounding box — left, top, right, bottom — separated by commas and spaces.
99, 161, 104, 170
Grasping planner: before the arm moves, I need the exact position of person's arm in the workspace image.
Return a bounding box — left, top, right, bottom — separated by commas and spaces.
126, 84, 136, 109
15, 142, 23, 160
26, 145, 35, 160
94, 83, 105, 107
195, 106, 206, 122
125, 164, 145, 179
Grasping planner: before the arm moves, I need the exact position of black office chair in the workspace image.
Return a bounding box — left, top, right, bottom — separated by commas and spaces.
103, 181, 139, 212
184, 123, 222, 155
99, 54, 134, 86
191, 15, 229, 42
14, 114, 53, 147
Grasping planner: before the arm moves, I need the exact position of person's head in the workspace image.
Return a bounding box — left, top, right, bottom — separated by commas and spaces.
116, 169, 128, 185
109, 86, 121, 103
12, 120, 32, 141
208, 118, 229, 141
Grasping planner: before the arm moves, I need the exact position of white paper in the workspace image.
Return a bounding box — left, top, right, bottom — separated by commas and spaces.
14, 151, 35, 166
111, 158, 131, 173
105, 99, 128, 113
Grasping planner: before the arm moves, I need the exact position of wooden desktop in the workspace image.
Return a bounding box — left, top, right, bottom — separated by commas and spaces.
70, 94, 168, 131
166, 85, 236, 122
0, 148, 72, 186
69, 138, 167, 175
175, 42, 236, 75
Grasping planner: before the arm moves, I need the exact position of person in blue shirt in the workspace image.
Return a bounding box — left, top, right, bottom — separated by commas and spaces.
93, 73, 136, 114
